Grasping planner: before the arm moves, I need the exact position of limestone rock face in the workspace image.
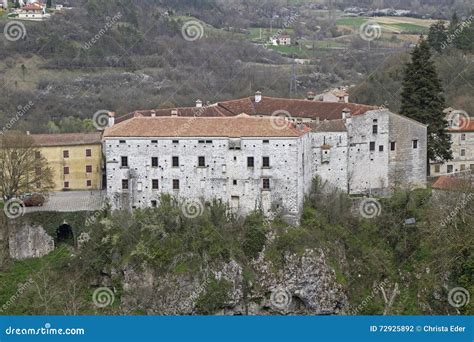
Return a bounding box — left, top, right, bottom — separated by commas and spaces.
9, 223, 54, 260
121, 248, 347, 315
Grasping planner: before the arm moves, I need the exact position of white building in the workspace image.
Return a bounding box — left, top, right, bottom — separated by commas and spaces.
17, 2, 50, 21
104, 94, 428, 220
430, 109, 474, 176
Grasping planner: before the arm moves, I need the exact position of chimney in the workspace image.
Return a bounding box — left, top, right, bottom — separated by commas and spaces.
108, 111, 116, 127
342, 108, 351, 120
196, 99, 203, 108
171, 109, 178, 117
306, 91, 315, 100
26, 131, 30, 135
255, 91, 262, 103
150, 110, 156, 117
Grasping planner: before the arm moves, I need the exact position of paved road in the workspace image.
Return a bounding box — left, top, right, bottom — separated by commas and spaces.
25, 190, 106, 213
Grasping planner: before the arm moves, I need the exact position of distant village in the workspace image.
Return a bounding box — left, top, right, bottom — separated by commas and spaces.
0, 0, 68, 21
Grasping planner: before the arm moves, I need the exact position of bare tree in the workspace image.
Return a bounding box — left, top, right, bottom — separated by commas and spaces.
0, 131, 53, 200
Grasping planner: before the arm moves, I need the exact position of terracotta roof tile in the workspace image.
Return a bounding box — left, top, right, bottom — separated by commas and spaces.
31, 133, 102, 147
432, 175, 472, 190
448, 117, 474, 132
104, 114, 310, 138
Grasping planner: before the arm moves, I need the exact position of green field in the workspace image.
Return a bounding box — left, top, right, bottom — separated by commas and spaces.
337, 16, 431, 34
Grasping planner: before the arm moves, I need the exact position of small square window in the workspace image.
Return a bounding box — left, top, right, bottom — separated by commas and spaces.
461, 149, 466, 156
413, 139, 418, 149
152, 179, 159, 189
86, 149, 92, 157
173, 179, 180, 190
86, 165, 92, 173
460, 164, 466, 171
151, 157, 158, 167
151, 200, 157, 208
263, 140, 269, 144
172, 156, 179, 167
121, 156, 128, 167
247, 156, 254, 167
64, 166, 69, 175
434, 164, 440, 173
119, 140, 126, 144
122, 179, 129, 190
198, 140, 205, 144
172, 140, 179, 144
86, 180, 92, 187
262, 156, 270, 168
64, 181, 69, 188
262, 178, 270, 189
63, 150, 69, 158
447, 165, 453, 173
461, 134, 466, 141
233, 179, 237, 185
205, 140, 212, 144
379, 145, 383, 152
369, 142, 375, 151
198, 156, 205, 167
151, 140, 158, 144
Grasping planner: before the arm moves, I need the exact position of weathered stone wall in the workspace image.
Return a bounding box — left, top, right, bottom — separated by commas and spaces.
8, 220, 55, 260
388, 113, 427, 190
105, 136, 309, 220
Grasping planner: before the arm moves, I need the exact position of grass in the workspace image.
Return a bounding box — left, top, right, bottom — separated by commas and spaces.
248, 27, 294, 42
389, 23, 428, 33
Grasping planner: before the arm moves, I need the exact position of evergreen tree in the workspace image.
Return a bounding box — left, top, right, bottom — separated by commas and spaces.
400, 37, 452, 166
46, 0, 52, 8
427, 20, 447, 53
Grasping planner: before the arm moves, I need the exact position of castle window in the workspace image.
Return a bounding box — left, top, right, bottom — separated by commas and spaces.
121, 156, 128, 167
152, 179, 159, 190
262, 178, 270, 190
369, 142, 375, 151
86, 180, 92, 187
64, 181, 69, 188
262, 156, 270, 168
379, 145, 384, 152
172, 179, 180, 190
119, 140, 126, 144
172, 156, 179, 167
86, 165, 92, 173
461, 149, 466, 157
63, 150, 69, 158
151, 157, 158, 167
233, 179, 237, 185
172, 140, 179, 144
198, 156, 205, 167
151, 140, 158, 144
372, 125, 378, 134
434, 165, 440, 173
86, 149, 92, 157
412, 139, 418, 149
390, 141, 396, 151
247, 157, 254, 167
447, 165, 453, 173
122, 179, 129, 190
263, 139, 269, 144
206, 140, 212, 144
461, 134, 466, 141
63, 166, 69, 175
151, 200, 157, 207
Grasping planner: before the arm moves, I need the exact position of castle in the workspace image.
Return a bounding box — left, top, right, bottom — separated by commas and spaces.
102, 93, 427, 221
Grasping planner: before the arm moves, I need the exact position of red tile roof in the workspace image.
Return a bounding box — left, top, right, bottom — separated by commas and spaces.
31, 133, 102, 147
22, 2, 44, 10
432, 175, 472, 191
448, 117, 474, 132
104, 114, 311, 138
116, 95, 378, 123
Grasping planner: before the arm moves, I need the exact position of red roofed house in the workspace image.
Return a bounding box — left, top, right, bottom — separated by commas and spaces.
430, 108, 474, 176
18, 2, 50, 21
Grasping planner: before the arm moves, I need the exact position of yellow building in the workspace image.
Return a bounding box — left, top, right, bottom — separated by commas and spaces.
30, 133, 103, 191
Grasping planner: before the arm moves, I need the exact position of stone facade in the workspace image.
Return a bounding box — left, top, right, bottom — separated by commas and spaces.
104, 99, 428, 219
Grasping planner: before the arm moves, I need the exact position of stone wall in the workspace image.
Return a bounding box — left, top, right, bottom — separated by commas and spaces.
8, 221, 55, 260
